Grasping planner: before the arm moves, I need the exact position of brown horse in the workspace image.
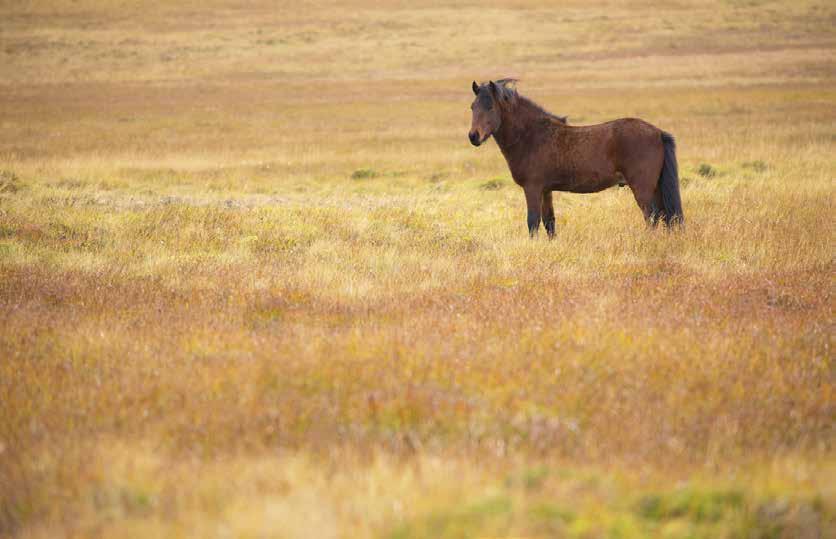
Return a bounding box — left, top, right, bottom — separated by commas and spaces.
468, 79, 683, 237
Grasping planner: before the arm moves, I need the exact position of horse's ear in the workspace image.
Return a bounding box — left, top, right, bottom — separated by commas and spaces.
472, 81, 479, 95
489, 81, 507, 105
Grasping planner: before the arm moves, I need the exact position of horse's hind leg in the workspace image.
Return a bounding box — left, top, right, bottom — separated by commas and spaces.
624, 140, 666, 227
628, 180, 663, 227
646, 190, 664, 227
541, 190, 555, 239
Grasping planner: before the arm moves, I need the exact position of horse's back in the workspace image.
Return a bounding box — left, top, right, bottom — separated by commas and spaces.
561, 118, 661, 147
612, 117, 663, 140
557, 118, 661, 163
548, 118, 665, 192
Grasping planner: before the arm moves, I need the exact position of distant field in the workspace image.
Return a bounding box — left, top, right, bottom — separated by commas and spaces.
1, 1, 834, 538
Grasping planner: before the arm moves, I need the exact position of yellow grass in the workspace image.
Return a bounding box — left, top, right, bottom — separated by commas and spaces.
1, 1, 834, 537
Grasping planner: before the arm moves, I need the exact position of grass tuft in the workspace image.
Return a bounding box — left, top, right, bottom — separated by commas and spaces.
479, 178, 506, 190
0, 170, 23, 193
742, 160, 769, 173
697, 163, 718, 178
351, 168, 378, 180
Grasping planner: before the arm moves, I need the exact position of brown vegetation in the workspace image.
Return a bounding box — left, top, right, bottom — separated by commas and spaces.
1, 1, 834, 537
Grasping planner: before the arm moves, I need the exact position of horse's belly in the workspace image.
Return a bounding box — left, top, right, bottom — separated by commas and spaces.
550, 172, 620, 193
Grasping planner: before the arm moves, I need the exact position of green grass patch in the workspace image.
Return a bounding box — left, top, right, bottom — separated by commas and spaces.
351, 168, 378, 180
388, 496, 513, 539
697, 163, 718, 178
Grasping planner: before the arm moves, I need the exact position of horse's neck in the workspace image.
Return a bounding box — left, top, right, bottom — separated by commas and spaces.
494, 100, 547, 156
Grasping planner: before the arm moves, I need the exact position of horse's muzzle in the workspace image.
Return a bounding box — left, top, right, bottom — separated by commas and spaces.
469, 131, 481, 146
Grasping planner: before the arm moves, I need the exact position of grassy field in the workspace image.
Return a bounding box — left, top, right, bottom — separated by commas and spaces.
1, 1, 834, 537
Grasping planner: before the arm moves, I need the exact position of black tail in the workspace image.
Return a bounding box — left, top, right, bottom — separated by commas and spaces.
659, 131, 684, 227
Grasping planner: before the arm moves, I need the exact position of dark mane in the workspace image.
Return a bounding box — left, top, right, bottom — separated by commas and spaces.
518, 94, 568, 124
486, 79, 567, 124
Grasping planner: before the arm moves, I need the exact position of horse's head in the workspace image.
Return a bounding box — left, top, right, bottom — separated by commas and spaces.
468, 80, 503, 146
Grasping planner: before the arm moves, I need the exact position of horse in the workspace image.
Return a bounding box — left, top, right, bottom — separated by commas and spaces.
468, 79, 683, 237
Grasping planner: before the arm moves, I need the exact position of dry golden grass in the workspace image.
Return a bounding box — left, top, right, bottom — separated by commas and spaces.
1, 1, 834, 538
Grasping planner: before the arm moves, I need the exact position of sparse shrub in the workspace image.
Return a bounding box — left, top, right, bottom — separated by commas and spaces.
522, 466, 549, 490
480, 178, 505, 190
697, 163, 717, 178
636, 488, 744, 523
351, 168, 377, 180
55, 178, 86, 189
528, 503, 575, 526
753, 498, 825, 538
97, 180, 125, 191
389, 496, 512, 539
0, 170, 22, 193
742, 160, 768, 173
251, 233, 302, 256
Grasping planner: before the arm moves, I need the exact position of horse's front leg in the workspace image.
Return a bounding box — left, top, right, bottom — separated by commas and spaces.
524, 185, 542, 237
541, 190, 555, 239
